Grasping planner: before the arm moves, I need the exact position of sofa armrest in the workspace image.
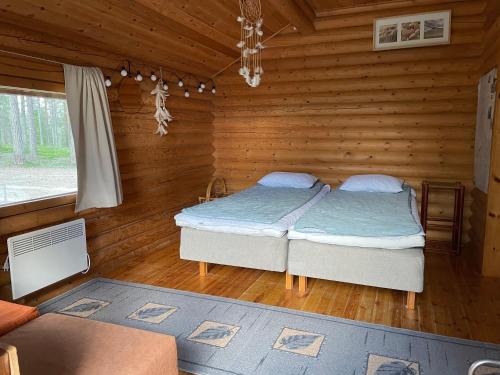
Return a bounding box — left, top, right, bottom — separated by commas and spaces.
0, 301, 39, 336
0, 342, 20, 375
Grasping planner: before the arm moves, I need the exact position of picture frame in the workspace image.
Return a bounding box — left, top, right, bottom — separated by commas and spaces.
373, 10, 451, 51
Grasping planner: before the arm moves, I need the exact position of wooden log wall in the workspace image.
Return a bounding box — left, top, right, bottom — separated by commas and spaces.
477, 0, 500, 277
0, 30, 214, 300
213, 0, 487, 249
468, 1, 499, 272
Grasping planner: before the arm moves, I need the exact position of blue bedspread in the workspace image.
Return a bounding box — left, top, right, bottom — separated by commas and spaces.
181, 183, 324, 224
293, 186, 422, 237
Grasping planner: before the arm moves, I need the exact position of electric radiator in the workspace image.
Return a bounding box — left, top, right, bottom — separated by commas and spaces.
6, 218, 88, 300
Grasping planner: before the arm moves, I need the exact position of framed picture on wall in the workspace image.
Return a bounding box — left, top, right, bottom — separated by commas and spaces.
373, 10, 451, 51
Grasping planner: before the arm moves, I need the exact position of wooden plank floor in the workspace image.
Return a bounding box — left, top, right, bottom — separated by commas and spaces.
30, 241, 500, 350
26, 242, 499, 375
92, 243, 500, 345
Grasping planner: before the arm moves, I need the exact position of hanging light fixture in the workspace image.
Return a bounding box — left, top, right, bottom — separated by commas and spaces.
150, 72, 157, 81
104, 76, 112, 87
184, 89, 190, 98
237, 0, 264, 87
120, 66, 128, 77
135, 71, 143, 82
178, 78, 184, 87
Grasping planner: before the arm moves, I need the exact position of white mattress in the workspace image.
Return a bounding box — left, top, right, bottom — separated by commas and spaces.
175, 184, 331, 238
288, 193, 425, 249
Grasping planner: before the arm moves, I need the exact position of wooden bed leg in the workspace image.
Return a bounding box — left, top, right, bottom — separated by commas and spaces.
199, 261, 208, 277
406, 291, 416, 310
298, 276, 307, 294
285, 272, 293, 290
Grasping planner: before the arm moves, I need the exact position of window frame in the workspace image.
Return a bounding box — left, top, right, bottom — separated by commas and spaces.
0, 193, 76, 218
0, 87, 77, 215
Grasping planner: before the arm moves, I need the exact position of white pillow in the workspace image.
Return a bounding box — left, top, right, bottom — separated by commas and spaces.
258, 172, 318, 189
339, 174, 403, 193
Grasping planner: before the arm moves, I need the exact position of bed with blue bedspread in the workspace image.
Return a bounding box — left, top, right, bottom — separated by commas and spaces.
287, 185, 425, 308
175, 182, 329, 273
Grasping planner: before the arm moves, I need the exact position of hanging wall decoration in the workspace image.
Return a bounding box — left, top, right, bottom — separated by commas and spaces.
118, 77, 143, 114
151, 69, 173, 136
238, 0, 264, 87
106, 61, 215, 137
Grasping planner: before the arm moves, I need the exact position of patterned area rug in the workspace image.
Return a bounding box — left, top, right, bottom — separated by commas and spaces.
39, 278, 500, 375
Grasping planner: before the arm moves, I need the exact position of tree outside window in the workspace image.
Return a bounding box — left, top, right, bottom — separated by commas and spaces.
0, 92, 77, 206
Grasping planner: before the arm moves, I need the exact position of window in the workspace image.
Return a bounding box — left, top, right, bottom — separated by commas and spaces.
0, 91, 77, 207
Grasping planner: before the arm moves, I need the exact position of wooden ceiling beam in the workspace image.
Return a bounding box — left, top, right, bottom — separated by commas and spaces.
62, 0, 232, 67
293, 0, 316, 22
145, 0, 241, 44
266, 0, 316, 34
261, 0, 299, 32
312, 0, 472, 17
112, 0, 239, 59
0, 22, 123, 70
315, 0, 486, 29
484, 0, 500, 27
25, 0, 226, 67
0, 14, 210, 78
1, 0, 218, 76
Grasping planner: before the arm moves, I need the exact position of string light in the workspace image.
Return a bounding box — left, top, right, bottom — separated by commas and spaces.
106, 62, 216, 98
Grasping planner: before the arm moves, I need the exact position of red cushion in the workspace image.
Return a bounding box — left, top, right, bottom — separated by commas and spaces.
0, 301, 38, 336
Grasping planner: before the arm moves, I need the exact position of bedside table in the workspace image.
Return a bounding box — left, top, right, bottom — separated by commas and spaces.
420, 180, 465, 255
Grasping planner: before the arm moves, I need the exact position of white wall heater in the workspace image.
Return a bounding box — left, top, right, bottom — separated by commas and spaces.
7, 218, 89, 300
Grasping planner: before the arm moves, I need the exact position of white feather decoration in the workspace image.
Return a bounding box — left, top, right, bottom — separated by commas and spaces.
238, 0, 264, 87
150, 79, 173, 136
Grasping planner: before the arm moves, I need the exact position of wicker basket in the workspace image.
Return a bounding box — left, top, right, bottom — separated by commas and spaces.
198, 177, 229, 203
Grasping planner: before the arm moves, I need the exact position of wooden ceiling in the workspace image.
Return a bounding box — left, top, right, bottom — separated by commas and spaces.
0, 0, 296, 78
0, 0, 470, 79
306, 0, 406, 16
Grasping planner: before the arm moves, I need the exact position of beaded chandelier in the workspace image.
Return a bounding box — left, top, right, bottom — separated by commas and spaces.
237, 0, 264, 87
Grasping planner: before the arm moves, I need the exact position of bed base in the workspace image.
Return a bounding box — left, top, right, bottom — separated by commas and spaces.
199, 261, 294, 290
288, 239, 424, 310
406, 291, 416, 310
285, 271, 293, 290
199, 261, 208, 277
181, 226, 288, 276
294, 274, 417, 310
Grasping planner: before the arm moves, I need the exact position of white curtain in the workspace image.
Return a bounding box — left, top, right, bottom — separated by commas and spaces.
64, 64, 123, 213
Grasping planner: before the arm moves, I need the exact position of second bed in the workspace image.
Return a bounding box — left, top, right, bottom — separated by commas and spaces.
287, 184, 425, 309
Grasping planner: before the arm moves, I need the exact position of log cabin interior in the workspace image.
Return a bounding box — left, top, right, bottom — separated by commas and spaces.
0, 0, 499, 374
